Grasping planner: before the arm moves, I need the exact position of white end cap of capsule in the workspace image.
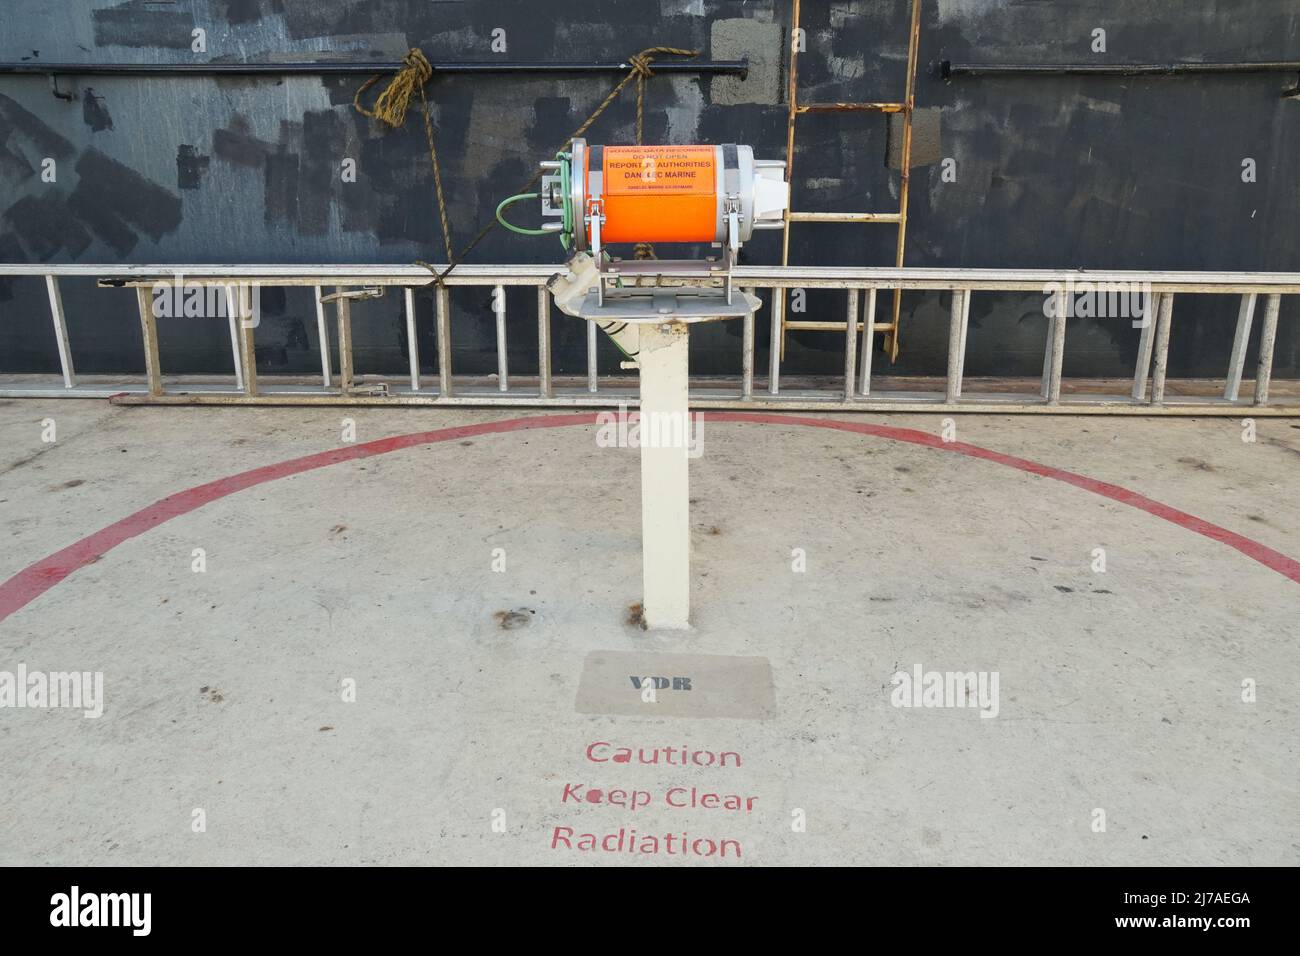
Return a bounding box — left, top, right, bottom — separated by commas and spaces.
752, 169, 790, 222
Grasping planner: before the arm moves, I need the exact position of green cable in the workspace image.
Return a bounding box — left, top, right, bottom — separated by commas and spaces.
558, 152, 572, 247
497, 150, 577, 246
495, 193, 549, 236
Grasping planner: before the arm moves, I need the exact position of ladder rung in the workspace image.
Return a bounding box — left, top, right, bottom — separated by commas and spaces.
787, 211, 902, 223
785, 321, 896, 333
796, 102, 905, 114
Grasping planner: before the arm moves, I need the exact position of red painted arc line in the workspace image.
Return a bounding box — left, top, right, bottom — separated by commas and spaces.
0, 411, 1296, 626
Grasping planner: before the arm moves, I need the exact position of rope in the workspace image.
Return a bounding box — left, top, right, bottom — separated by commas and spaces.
616, 47, 701, 260
354, 49, 453, 263
353, 47, 431, 128
353, 45, 699, 286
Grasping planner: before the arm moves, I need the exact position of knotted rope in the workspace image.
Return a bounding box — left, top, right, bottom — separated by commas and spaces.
354, 49, 453, 263
353, 47, 432, 129
354, 46, 700, 284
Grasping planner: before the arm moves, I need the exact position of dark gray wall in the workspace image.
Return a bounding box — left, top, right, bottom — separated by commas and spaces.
1, 0, 1296, 381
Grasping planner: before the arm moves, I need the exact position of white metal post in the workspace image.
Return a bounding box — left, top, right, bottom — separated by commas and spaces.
226, 284, 244, 391
1224, 292, 1257, 401
537, 287, 553, 399
493, 284, 508, 391
313, 285, 331, 388
1042, 288, 1067, 404
858, 288, 876, 396
404, 287, 421, 392
436, 284, 452, 398
44, 276, 76, 389
236, 285, 258, 397
1132, 292, 1159, 400
637, 322, 692, 630
1254, 294, 1282, 406
768, 290, 782, 394
947, 288, 971, 402
741, 288, 756, 400
843, 288, 859, 400
1150, 292, 1175, 405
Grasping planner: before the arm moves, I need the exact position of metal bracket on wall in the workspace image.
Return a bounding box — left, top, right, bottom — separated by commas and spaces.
47, 74, 73, 100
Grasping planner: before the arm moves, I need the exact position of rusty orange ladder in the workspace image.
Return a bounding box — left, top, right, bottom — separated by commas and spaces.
776, 0, 923, 374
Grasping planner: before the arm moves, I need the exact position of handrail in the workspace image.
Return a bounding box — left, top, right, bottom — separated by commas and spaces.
0, 263, 1292, 415
2, 263, 1299, 293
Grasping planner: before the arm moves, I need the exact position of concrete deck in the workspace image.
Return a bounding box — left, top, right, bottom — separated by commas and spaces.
0, 400, 1296, 865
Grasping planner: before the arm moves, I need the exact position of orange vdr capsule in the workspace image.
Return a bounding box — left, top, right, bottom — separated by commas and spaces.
600, 145, 720, 244
537, 138, 788, 252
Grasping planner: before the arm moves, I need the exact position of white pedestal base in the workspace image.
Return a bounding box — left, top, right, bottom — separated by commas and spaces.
637, 322, 692, 630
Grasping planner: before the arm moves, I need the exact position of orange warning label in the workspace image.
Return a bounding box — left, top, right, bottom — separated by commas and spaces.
603, 146, 717, 195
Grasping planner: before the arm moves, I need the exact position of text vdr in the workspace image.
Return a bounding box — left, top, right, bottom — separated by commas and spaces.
630, 676, 692, 691
563, 783, 757, 812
